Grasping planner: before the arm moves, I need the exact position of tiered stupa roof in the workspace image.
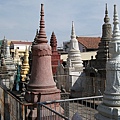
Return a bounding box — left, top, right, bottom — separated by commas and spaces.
95, 4, 112, 67
67, 21, 83, 70
96, 4, 120, 120
25, 4, 60, 106
50, 32, 62, 75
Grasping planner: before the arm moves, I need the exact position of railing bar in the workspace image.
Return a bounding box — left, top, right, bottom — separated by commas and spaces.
39, 96, 103, 105
39, 103, 68, 119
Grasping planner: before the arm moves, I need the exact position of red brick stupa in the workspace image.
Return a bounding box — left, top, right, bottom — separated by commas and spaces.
50, 32, 62, 75
25, 3, 60, 104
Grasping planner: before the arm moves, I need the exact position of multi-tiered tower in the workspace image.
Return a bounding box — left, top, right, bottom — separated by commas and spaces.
95, 4, 112, 77
95, 5, 120, 120
25, 4, 61, 119
67, 21, 83, 70
66, 21, 83, 93
1, 43, 16, 90
20, 46, 29, 81
50, 32, 62, 75
13, 48, 21, 65
84, 4, 112, 96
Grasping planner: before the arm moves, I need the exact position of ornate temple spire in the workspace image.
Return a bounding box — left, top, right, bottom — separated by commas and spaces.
112, 4, 120, 40
50, 32, 62, 75
23, 46, 29, 65
25, 4, 60, 109
37, 4, 48, 43
66, 21, 83, 95
14, 48, 21, 65
95, 4, 112, 61
67, 21, 83, 68
109, 4, 120, 59
102, 3, 112, 38
95, 5, 120, 119
104, 3, 120, 100
21, 46, 29, 81
50, 32, 57, 51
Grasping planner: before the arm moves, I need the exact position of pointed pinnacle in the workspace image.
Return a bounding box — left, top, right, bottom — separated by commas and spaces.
37, 4, 48, 43
104, 3, 109, 23
113, 4, 119, 28
113, 4, 119, 24
50, 31, 57, 49
71, 21, 76, 39
113, 4, 120, 39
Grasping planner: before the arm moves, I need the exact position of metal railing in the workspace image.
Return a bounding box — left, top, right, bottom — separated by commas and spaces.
0, 83, 103, 120
0, 85, 35, 120
0, 73, 104, 120
38, 96, 103, 120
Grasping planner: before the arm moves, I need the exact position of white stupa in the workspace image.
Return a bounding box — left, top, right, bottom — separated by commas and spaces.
67, 21, 83, 71
95, 5, 120, 120
66, 21, 83, 92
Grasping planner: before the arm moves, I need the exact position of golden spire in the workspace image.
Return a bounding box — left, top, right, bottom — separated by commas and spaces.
14, 48, 21, 65
21, 46, 29, 81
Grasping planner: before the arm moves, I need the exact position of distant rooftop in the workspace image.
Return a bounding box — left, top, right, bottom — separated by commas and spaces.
77, 36, 101, 49
10, 41, 32, 45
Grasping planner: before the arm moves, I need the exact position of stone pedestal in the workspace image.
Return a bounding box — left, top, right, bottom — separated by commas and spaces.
95, 103, 120, 120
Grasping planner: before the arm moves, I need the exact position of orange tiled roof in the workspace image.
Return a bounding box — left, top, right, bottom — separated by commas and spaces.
77, 37, 101, 49
11, 41, 32, 45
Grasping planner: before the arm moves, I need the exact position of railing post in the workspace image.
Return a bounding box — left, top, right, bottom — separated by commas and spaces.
22, 104, 25, 120
37, 103, 42, 120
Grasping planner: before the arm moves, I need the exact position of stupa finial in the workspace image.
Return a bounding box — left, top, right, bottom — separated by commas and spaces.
104, 3, 109, 23
37, 4, 48, 43
71, 21, 76, 39
112, 4, 120, 39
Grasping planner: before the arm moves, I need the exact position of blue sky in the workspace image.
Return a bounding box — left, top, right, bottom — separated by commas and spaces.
0, 0, 120, 46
